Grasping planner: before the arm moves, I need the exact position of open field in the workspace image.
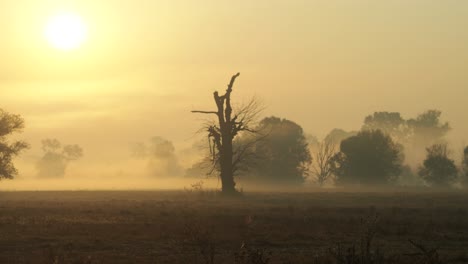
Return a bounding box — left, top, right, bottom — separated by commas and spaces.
1, 190, 468, 263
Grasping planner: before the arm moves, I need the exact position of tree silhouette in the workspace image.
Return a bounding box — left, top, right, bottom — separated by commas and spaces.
36, 139, 83, 178
192, 73, 260, 194
331, 130, 403, 186
407, 110, 450, 147
361, 110, 450, 146
131, 136, 183, 177
362, 112, 408, 142
418, 144, 458, 187
311, 138, 336, 186
245, 117, 312, 185
0, 108, 29, 180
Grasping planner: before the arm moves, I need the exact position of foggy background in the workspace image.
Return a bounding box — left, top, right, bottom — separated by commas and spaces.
1, 0, 467, 190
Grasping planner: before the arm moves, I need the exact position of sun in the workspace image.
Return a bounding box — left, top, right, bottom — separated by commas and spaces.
44, 12, 88, 51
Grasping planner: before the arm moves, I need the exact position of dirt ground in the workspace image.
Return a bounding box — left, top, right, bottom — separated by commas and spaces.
1, 190, 468, 263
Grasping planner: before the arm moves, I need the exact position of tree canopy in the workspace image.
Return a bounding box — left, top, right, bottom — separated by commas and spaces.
362, 110, 450, 146
0, 108, 29, 180
407, 110, 450, 147
418, 144, 458, 187
36, 139, 83, 178
246, 116, 312, 185
331, 130, 403, 185
131, 136, 183, 177
362, 112, 408, 142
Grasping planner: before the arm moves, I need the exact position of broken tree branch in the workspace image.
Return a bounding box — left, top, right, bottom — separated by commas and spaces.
191, 110, 219, 115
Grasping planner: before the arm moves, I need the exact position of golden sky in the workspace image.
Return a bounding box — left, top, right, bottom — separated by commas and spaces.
1, 0, 467, 168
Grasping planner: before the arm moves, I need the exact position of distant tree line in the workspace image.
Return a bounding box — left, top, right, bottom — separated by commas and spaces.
1, 109, 84, 180
311, 110, 468, 188
1, 74, 468, 193
190, 96, 468, 190
316, 110, 467, 188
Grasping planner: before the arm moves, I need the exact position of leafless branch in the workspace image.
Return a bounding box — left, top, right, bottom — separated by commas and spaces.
191, 110, 219, 115
232, 133, 268, 175
311, 137, 337, 186
231, 97, 264, 136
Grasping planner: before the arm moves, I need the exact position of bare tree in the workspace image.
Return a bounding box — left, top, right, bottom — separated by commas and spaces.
311, 138, 336, 186
192, 73, 261, 194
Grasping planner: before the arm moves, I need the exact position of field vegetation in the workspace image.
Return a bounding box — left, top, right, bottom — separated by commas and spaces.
1, 190, 468, 263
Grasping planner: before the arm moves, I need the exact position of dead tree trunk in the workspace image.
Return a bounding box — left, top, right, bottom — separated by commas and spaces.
192, 73, 241, 194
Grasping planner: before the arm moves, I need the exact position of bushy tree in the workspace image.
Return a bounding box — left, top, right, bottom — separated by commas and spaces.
331, 130, 403, 185
131, 136, 183, 177
247, 117, 312, 185
407, 110, 450, 147
0, 108, 29, 180
418, 144, 458, 187
362, 112, 408, 142
362, 110, 450, 145
361, 109, 450, 171
36, 139, 83, 178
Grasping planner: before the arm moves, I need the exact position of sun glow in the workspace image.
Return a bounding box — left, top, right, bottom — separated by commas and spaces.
44, 12, 88, 51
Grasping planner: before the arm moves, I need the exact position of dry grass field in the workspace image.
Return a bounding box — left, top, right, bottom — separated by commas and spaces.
1, 189, 468, 263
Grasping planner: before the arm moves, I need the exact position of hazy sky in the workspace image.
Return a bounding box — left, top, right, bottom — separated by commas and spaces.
1, 0, 467, 169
